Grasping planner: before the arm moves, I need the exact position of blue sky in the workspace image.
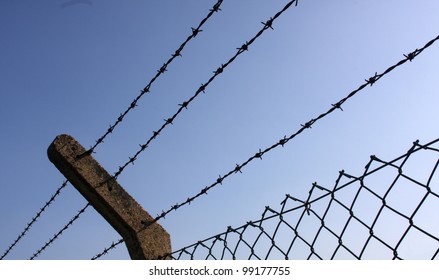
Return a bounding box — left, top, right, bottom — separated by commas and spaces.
1, 0, 438, 259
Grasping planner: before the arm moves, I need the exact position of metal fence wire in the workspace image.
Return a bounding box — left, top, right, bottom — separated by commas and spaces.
170, 138, 439, 260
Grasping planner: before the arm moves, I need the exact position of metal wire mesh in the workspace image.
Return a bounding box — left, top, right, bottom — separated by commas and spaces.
171, 138, 439, 260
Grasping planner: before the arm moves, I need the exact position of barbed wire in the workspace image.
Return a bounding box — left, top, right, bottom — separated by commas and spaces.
110, 0, 300, 180
18, 1, 439, 259
169, 137, 439, 259
2, 0, 224, 260
30, 0, 299, 261
86, 0, 224, 155
0, 180, 68, 260
148, 33, 439, 224
91, 0, 301, 259
91, 238, 124, 260
29, 203, 90, 260
91, 32, 439, 259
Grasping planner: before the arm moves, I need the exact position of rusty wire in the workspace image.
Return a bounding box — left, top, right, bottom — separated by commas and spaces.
91, 32, 439, 259
169, 138, 439, 260
1, 0, 224, 260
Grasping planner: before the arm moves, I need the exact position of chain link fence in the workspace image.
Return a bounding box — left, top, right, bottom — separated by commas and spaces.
171, 138, 439, 260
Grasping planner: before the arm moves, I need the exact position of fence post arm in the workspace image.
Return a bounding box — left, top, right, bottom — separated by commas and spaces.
47, 134, 171, 260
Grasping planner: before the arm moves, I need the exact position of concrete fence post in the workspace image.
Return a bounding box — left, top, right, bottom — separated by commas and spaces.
47, 134, 171, 260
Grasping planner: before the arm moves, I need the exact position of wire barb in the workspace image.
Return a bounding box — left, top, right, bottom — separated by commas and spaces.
262, 18, 274, 30
365, 72, 379, 86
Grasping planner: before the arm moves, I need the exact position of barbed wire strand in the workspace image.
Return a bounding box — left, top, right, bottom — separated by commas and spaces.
169, 138, 439, 260
29, 203, 90, 260
2, 0, 224, 260
92, 32, 439, 259
90, 238, 124, 260
0, 180, 68, 260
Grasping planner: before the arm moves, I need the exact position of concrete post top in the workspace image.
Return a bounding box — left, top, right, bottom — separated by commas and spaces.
48, 134, 171, 260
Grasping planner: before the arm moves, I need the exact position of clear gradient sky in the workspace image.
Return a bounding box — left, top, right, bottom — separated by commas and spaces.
1, 0, 439, 259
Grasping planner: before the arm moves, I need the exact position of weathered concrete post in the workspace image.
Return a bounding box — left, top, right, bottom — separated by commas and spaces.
47, 134, 171, 260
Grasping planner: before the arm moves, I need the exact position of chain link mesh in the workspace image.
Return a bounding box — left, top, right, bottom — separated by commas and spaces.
170, 138, 439, 260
